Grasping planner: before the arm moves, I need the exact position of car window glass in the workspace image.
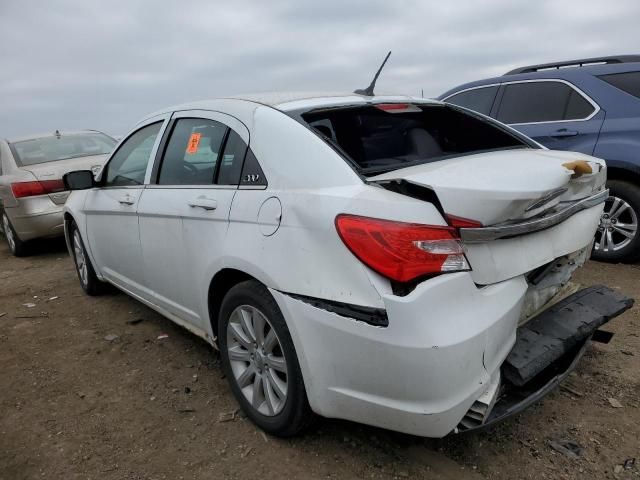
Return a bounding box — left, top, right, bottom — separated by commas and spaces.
598, 72, 640, 99
10, 133, 116, 167
301, 104, 532, 177
565, 89, 595, 119
105, 122, 162, 186
497, 82, 594, 124
240, 148, 267, 186
217, 130, 248, 185
445, 86, 498, 115
158, 118, 226, 185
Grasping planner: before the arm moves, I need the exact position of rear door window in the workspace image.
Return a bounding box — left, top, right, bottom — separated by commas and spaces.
158, 119, 226, 185
217, 130, 248, 185
496, 81, 595, 124
598, 72, 640, 99
157, 118, 250, 186
301, 104, 532, 176
445, 86, 498, 115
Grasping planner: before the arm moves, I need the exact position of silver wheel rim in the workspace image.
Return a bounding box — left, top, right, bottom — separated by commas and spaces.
2, 214, 16, 252
73, 230, 89, 286
226, 305, 288, 416
595, 195, 638, 253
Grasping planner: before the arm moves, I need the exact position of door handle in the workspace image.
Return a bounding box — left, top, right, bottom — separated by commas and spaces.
551, 128, 579, 138
118, 194, 135, 205
188, 196, 218, 211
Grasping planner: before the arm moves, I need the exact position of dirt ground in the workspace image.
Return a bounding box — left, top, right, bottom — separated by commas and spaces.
0, 238, 638, 480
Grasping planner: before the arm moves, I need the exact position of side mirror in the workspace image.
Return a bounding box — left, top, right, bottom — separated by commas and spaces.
63, 170, 96, 190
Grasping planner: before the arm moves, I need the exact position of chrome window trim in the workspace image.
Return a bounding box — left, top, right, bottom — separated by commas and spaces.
442, 79, 601, 125
144, 184, 237, 190
460, 189, 608, 243
442, 83, 501, 101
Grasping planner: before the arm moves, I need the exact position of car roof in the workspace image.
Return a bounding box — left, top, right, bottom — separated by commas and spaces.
7, 130, 108, 144
142, 92, 442, 120
439, 59, 640, 99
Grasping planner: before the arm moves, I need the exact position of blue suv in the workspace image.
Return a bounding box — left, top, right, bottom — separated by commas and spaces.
439, 55, 640, 262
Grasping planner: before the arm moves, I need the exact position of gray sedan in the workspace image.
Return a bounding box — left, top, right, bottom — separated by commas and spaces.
0, 130, 116, 256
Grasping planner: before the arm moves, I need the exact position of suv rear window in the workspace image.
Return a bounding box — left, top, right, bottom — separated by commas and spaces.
300, 104, 532, 176
598, 72, 640, 99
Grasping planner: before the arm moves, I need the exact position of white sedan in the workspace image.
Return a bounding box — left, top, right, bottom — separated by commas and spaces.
62, 93, 632, 437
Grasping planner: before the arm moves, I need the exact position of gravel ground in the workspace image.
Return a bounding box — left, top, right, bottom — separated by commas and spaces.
0, 237, 638, 480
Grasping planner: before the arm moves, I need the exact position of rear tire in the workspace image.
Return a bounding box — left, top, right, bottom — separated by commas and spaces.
1, 212, 28, 257
69, 222, 106, 295
218, 280, 314, 437
592, 180, 640, 263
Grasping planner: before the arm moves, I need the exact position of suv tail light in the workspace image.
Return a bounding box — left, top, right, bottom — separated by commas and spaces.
11, 180, 65, 199
335, 214, 471, 283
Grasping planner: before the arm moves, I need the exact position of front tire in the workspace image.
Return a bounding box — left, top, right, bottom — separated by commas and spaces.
592, 180, 640, 263
218, 280, 313, 437
70, 222, 106, 295
2, 212, 28, 257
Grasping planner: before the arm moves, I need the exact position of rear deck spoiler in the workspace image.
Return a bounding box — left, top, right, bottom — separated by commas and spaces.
459, 189, 608, 243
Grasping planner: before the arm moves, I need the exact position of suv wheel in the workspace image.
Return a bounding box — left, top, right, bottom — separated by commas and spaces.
2, 212, 28, 257
218, 280, 314, 437
592, 180, 640, 263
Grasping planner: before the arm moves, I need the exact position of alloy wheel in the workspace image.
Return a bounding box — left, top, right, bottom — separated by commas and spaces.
594, 195, 639, 253
226, 305, 288, 416
2, 214, 16, 253
73, 230, 89, 287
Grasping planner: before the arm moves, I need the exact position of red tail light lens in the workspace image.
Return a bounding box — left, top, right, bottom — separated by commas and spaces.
445, 214, 483, 229
335, 214, 471, 283
11, 180, 65, 199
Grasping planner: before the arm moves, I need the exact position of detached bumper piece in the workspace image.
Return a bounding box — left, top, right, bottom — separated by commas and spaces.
457, 285, 633, 433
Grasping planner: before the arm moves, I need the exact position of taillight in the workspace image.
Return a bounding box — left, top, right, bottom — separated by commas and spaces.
445, 214, 483, 229
11, 180, 65, 199
335, 214, 471, 283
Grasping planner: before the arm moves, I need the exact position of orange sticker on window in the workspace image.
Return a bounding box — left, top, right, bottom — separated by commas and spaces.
186, 133, 201, 154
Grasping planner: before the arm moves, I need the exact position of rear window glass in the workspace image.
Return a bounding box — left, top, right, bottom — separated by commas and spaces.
301, 104, 531, 176
10, 133, 116, 166
598, 72, 640, 99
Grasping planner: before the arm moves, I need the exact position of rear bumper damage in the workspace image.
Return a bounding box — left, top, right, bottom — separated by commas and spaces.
456, 285, 633, 432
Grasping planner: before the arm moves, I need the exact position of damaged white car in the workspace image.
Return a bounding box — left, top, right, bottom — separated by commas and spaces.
62, 93, 632, 437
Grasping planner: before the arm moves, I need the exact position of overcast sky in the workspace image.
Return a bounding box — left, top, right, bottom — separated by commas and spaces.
1, 0, 638, 138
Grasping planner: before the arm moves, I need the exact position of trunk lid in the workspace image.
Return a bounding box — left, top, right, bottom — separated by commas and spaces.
20, 154, 108, 204
368, 149, 605, 226
370, 149, 606, 285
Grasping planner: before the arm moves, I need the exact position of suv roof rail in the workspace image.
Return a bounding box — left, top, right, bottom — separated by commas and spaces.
504, 55, 640, 75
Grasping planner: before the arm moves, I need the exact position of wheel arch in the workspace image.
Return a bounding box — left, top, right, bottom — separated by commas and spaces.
62, 212, 76, 256
606, 165, 640, 186
207, 268, 260, 344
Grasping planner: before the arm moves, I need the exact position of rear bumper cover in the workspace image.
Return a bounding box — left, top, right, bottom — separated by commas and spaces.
458, 285, 633, 432
5, 196, 64, 241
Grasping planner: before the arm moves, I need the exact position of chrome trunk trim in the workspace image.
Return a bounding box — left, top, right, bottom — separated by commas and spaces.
460, 189, 608, 243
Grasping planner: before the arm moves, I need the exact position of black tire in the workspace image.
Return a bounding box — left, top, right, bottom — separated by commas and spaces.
69, 221, 106, 295
592, 180, 640, 263
218, 280, 314, 437
1, 211, 28, 257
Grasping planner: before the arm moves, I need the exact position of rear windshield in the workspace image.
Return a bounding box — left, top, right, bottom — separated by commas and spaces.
300, 104, 533, 176
10, 133, 116, 166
